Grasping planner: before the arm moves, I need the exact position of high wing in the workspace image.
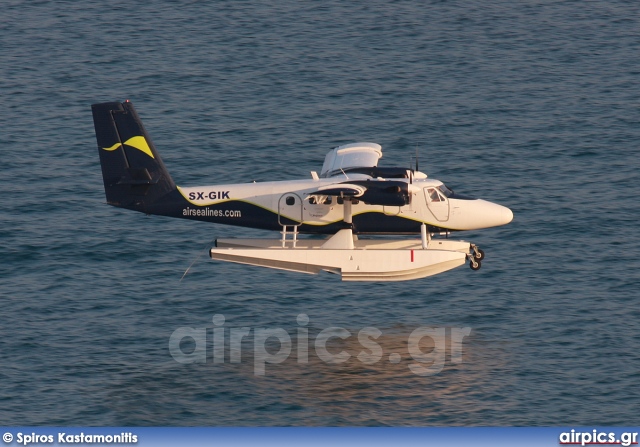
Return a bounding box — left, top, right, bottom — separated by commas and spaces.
320, 142, 413, 179
320, 142, 383, 177
313, 143, 414, 206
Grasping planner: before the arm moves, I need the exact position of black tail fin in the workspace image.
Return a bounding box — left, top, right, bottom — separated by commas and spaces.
91, 101, 176, 212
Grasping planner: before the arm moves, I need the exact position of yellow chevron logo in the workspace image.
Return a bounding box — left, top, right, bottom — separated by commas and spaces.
103, 136, 155, 159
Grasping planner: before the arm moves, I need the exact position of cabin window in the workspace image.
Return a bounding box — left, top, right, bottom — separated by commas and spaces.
426, 188, 447, 202
427, 188, 442, 202
286, 196, 295, 206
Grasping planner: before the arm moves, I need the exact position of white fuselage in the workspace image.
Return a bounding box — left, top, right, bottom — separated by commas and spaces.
177, 172, 513, 233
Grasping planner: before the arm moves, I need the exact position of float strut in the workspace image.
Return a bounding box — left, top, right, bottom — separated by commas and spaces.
421, 223, 430, 249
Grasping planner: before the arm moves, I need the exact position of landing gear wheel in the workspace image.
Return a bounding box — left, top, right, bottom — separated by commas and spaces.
469, 259, 482, 271
474, 248, 485, 261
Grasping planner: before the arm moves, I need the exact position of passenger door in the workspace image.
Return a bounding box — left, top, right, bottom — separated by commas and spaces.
278, 193, 303, 225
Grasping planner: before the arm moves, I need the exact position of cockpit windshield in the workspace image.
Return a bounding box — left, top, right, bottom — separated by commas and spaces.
438, 184, 453, 198
437, 184, 477, 200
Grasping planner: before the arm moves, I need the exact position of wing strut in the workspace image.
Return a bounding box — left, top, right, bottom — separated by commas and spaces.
343, 198, 353, 225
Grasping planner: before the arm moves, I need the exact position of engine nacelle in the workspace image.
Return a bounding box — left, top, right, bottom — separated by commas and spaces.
352, 180, 410, 207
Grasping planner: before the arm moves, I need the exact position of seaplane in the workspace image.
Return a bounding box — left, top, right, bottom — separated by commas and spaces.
91, 100, 513, 281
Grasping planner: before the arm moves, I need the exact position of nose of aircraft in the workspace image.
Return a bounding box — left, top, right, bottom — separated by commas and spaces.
496, 203, 513, 226
459, 199, 513, 229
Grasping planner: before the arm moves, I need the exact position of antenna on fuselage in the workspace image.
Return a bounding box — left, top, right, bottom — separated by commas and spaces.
409, 144, 421, 184
408, 154, 413, 184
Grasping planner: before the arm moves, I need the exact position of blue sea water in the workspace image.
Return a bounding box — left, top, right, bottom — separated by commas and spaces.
1, 0, 639, 426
